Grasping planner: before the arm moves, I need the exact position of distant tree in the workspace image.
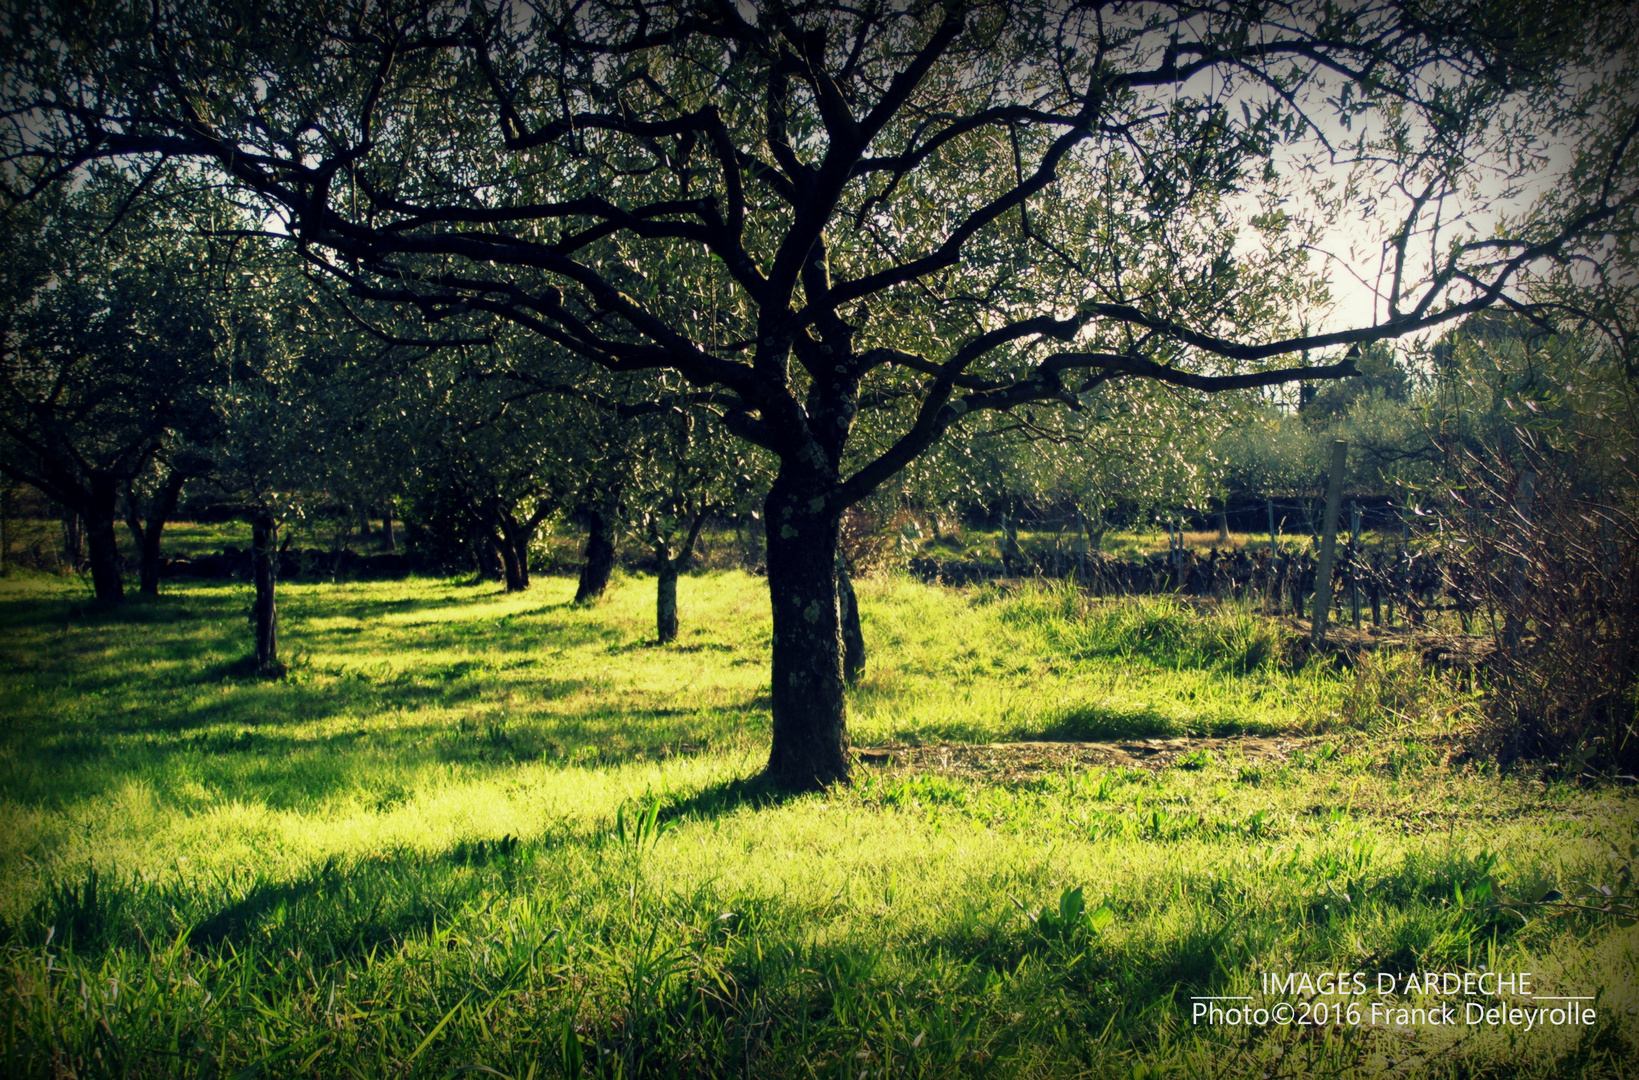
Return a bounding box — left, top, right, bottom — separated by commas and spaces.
10, 2, 1631, 785
626, 403, 772, 642
1303, 343, 1411, 421
968, 383, 1230, 550
0, 170, 232, 601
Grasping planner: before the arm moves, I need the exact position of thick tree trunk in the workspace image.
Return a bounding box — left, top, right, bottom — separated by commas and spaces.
656, 555, 679, 643
838, 565, 866, 684
574, 508, 617, 604
84, 475, 124, 603
251, 512, 279, 674
764, 477, 850, 789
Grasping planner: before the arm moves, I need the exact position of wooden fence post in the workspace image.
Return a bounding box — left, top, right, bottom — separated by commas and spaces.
1349, 501, 1362, 628
1310, 440, 1349, 647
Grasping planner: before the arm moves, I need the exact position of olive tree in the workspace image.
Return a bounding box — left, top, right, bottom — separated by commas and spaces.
0, 168, 231, 601
8, 0, 1631, 785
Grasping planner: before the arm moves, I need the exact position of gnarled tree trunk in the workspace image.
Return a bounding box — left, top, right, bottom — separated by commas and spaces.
494, 527, 527, 592
575, 507, 617, 604
125, 469, 186, 596
764, 475, 850, 790
495, 513, 534, 592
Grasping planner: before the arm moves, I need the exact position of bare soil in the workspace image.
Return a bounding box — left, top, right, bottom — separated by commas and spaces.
853, 734, 1325, 783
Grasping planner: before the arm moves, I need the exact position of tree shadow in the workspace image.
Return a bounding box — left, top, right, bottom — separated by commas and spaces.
1034, 703, 1187, 741
4, 831, 577, 963
653, 770, 803, 826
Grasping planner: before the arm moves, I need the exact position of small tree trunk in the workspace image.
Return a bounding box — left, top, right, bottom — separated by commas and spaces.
130, 470, 185, 597
575, 507, 617, 604
472, 527, 503, 582
84, 475, 124, 602
512, 532, 531, 589
0, 484, 9, 575
656, 553, 679, 643
62, 509, 84, 571
251, 512, 279, 674
764, 475, 850, 789
1001, 501, 1021, 574
838, 564, 866, 685
382, 513, 396, 551
499, 513, 534, 591
655, 510, 707, 644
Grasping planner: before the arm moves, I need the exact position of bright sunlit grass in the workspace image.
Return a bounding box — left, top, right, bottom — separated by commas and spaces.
0, 569, 1633, 1078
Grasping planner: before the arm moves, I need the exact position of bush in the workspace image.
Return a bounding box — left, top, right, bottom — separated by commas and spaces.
1438, 450, 1639, 772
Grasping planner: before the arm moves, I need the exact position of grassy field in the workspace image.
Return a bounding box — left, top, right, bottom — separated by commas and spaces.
0, 569, 1634, 1078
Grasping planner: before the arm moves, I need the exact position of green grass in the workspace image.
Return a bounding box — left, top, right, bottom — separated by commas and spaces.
0, 570, 1634, 1078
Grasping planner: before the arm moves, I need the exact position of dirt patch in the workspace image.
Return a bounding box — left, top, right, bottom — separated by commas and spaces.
1282, 618, 1499, 669
853, 734, 1324, 783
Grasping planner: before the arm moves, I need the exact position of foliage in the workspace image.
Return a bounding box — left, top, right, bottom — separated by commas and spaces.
0, 168, 239, 599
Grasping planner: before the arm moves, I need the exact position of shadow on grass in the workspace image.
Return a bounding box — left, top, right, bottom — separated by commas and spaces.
1032, 703, 1187, 741
1031, 702, 1276, 741
0, 591, 234, 633
199, 654, 288, 682
655, 771, 803, 825
4, 833, 573, 962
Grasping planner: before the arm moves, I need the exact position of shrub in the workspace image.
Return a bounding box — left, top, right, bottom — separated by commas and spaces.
1438, 450, 1639, 771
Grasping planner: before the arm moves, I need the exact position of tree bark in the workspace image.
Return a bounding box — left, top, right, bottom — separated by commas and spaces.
84, 474, 124, 602
382, 512, 396, 551
763, 476, 850, 790
574, 507, 617, 605
838, 565, 866, 685
251, 512, 279, 674
656, 556, 679, 643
